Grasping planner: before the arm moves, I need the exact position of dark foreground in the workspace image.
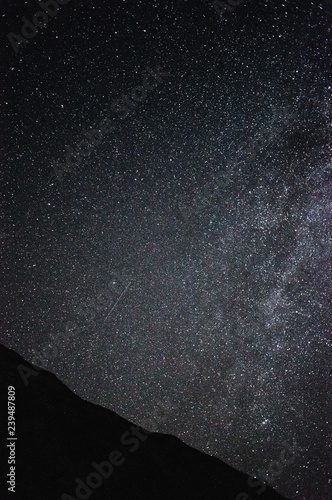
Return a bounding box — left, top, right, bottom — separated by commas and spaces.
0, 344, 289, 500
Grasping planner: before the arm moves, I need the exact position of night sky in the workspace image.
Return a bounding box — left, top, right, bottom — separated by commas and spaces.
1, 1, 331, 499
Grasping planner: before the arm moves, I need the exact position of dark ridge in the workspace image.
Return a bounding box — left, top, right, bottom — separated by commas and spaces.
0, 343, 289, 500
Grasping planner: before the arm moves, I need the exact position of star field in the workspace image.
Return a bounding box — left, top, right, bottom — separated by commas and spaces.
1, 1, 331, 499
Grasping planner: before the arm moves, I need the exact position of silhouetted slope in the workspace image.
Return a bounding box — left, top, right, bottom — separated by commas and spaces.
0, 344, 289, 500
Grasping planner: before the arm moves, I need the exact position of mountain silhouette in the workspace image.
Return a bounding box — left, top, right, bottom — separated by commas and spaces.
0, 343, 289, 500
